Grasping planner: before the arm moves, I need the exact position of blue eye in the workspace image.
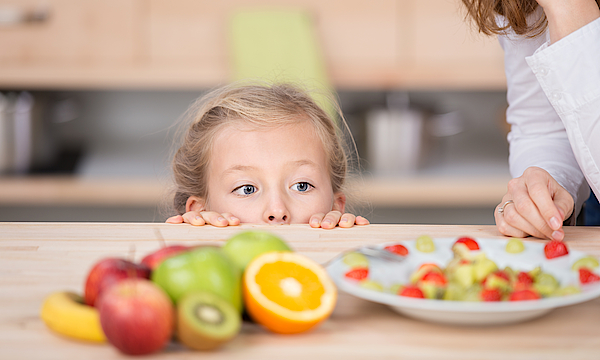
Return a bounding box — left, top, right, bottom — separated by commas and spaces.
292, 182, 313, 192
233, 185, 256, 195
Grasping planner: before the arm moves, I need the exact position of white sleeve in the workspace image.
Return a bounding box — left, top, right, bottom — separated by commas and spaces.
526, 17, 600, 203
499, 28, 589, 217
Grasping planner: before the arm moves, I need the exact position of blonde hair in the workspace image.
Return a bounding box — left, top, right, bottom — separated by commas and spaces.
171, 83, 351, 215
462, 0, 600, 37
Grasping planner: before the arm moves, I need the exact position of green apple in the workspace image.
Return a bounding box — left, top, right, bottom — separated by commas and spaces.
473, 257, 498, 283
443, 282, 466, 301
151, 246, 242, 312
222, 231, 292, 272
454, 263, 475, 288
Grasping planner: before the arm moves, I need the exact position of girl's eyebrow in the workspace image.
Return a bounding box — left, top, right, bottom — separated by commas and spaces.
289, 159, 318, 168
222, 165, 257, 176
223, 160, 318, 176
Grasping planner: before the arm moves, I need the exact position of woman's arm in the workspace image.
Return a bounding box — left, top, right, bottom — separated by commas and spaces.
526, 15, 600, 198
536, 0, 600, 43
495, 27, 588, 240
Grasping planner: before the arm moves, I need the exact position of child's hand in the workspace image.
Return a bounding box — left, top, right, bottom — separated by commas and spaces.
166, 211, 240, 227
309, 211, 370, 229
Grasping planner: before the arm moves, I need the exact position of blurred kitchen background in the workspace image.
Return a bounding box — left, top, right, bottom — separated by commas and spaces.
0, 0, 510, 224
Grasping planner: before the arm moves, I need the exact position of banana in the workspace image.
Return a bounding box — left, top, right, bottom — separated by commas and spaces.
40, 291, 106, 343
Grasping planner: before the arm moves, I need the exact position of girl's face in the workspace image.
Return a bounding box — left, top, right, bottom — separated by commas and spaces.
188, 120, 345, 224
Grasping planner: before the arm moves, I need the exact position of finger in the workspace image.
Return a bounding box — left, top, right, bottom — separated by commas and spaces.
355, 216, 370, 225
309, 213, 325, 228
182, 211, 206, 226
499, 200, 548, 239
221, 212, 240, 226
199, 211, 230, 227
525, 178, 566, 232
321, 211, 342, 229
165, 215, 184, 224
338, 213, 356, 228
508, 179, 555, 239
495, 203, 530, 238
549, 185, 575, 225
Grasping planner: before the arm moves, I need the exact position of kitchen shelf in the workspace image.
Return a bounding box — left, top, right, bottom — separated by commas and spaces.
0, 63, 506, 91
0, 174, 510, 208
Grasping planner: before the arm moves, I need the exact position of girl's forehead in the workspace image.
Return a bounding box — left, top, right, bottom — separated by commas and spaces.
223, 115, 315, 131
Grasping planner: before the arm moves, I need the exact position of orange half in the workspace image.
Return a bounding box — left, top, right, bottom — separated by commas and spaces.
243, 251, 337, 334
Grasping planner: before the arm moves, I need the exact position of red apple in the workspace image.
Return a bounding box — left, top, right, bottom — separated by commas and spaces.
84, 258, 150, 307
141, 245, 191, 271
98, 278, 174, 355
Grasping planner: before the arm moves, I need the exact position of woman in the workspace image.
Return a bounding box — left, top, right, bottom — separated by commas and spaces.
462, 0, 600, 240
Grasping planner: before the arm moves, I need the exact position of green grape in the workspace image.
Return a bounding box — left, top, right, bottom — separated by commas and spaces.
553, 285, 581, 297
506, 238, 525, 253
342, 252, 369, 268
572, 256, 600, 271
415, 235, 435, 253
359, 280, 384, 292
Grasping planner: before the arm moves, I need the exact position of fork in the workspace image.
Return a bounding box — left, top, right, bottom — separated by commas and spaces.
355, 245, 406, 263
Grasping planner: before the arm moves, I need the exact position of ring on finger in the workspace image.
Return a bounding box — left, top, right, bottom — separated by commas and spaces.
498, 200, 514, 215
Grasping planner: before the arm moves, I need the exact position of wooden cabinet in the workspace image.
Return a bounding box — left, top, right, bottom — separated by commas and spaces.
405, 0, 505, 89
0, 0, 505, 90
146, 0, 402, 89
0, 0, 142, 67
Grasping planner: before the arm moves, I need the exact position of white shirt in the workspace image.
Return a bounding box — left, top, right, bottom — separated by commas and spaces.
499, 16, 600, 218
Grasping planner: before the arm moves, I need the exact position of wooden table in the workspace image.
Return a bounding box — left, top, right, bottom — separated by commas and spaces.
1, 223, 600, 360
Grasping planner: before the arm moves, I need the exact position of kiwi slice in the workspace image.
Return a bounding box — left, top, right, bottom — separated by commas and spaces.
177, 291, 241, 351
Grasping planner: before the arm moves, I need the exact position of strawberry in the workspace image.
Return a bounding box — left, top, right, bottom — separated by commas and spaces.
454, 237, 480, 250
483, 270, 510, 285
384, 244, 409, 256
418, 263, 442, 273
514, 271, 534, 290
480, 288, 502, 302
345, 267, 369, 281
509, 289, 541, 301
544, 240, 569, 259
399, 286, 425, 298
410, 263, 443, 284
579, 268, 600, 284
421, 271, 447, 286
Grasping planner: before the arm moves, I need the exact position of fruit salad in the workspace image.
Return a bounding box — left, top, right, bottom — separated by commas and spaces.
342, 237, 600, 302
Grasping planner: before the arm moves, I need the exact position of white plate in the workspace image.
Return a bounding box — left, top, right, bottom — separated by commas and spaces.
326, 237, 600, 326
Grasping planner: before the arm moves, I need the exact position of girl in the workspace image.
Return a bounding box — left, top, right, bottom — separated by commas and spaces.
462, 0, 600, 240
166, 83, 369, 229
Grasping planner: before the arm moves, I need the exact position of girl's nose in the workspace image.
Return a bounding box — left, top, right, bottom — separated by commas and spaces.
263, 197, 291, 224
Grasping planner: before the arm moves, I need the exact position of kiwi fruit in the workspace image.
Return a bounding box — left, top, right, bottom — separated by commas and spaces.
177, 291, 241, 351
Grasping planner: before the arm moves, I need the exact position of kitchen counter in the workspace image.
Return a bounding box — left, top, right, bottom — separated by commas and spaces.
1, 222, 600, 359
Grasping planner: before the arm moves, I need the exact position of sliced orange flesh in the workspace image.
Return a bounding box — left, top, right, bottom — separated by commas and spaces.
243, 251, 337, 334
255, 261, 325, 311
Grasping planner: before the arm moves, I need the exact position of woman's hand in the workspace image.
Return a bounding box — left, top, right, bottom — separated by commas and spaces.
166, 211, 240, 227
536, 0, 600, 43
495, 167, 574, 240
308, 211, 370, 229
